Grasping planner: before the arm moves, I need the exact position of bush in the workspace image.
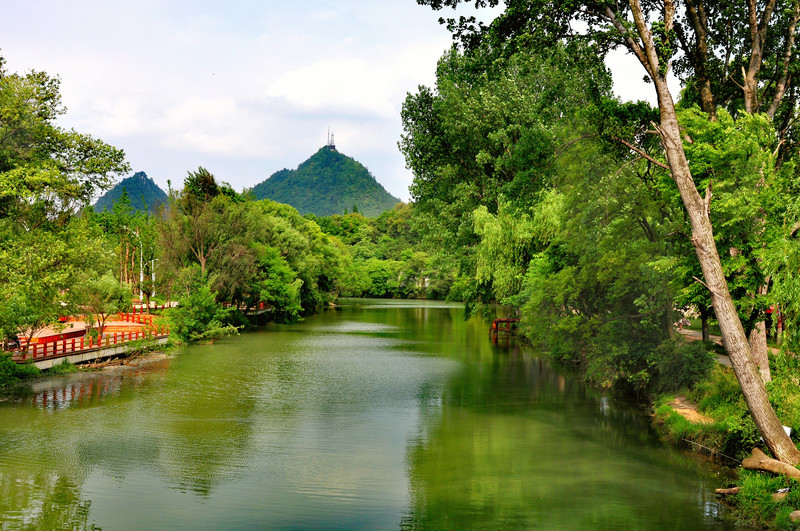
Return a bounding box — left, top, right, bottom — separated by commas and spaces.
0, 352, 40, 388
167, 283, 240, 343
653, 338, 717, 393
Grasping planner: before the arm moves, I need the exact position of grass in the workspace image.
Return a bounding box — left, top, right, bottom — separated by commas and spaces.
46, 359, 79, 375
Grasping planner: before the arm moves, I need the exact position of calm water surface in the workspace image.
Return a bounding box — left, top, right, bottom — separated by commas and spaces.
0, 299, 735, 529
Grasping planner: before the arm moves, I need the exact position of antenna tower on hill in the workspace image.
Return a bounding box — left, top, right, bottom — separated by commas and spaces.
326, 129, 336, 151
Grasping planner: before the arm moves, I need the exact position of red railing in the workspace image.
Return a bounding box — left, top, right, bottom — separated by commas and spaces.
222, 302, 268, 311
118, 312, 157, 326
12, 324, 170, 362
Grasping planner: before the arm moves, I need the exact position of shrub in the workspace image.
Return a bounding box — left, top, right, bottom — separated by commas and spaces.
0, 352, 40, 388
167, 283, 239, 343
653, 338, 717, 393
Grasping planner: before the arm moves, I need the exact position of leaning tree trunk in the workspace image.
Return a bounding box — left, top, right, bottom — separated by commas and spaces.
652, 78, 799, 465
626, 0, 799, 466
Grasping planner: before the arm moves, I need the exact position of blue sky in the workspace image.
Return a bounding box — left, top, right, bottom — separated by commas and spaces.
2, 1, 656, 201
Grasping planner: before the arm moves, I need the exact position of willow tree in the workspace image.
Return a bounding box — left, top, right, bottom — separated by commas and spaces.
417, 0, 800, 464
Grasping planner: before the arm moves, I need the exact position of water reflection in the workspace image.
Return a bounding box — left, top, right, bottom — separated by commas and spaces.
0, 300, 735, 529
0, 472, 94, 530
12, 359, 170, 411
402, 335, 734, 530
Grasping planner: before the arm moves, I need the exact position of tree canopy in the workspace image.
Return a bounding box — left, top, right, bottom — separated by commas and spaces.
413, 0, 800, 463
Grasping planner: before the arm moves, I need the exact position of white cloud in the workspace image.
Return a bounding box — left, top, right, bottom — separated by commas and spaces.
2, 1, 644, 205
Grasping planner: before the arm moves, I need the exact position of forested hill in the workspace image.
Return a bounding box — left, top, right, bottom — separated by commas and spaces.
250, 147, 400, 217
94, 171, 168, 213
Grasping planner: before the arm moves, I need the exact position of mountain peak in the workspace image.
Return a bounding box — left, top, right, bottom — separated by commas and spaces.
251, 148, 399, 217
93, 171, 168, 213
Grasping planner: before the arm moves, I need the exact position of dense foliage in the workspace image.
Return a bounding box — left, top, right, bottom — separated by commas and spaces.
310, 203, 439, 299
250, 147, 400, 217
0, 55, 128, 346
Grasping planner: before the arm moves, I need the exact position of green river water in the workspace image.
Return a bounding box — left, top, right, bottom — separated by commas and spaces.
0, 299, 736, 529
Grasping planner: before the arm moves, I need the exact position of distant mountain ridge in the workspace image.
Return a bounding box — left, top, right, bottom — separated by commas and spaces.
94, 171, 168, 213
251, 147, 400, 217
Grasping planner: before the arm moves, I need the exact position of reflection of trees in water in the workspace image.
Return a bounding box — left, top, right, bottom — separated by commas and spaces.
402, 349, 731, 529
146, 344, 265, 496
0, 472, 94, 530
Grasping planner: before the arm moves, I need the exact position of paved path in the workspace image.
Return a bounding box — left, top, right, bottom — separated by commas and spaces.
677, 328, 732, 367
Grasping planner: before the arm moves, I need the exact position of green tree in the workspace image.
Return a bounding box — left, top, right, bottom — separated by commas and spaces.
166, 276, 238, 343
0, 56, 127, 345
71, 271, 132, 337
417, 0, 800, 464
400, 43, 610, 306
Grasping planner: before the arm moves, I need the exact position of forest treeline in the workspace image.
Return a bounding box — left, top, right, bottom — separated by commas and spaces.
402, 1, 800, 510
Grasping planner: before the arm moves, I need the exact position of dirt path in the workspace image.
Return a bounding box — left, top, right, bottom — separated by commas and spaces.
668, 396, 715, 424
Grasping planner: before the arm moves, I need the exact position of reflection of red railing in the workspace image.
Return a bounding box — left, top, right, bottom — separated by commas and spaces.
12, 324, 170, 362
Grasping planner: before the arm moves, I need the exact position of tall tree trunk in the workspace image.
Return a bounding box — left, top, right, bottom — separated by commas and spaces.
749, 321, 770, 382
681, 0, 717, 120
749, 285, 771, 382
700, 305, 711, 343
765, 1, 800, 118
628, 0, 800, 464
743, 0, 777, 113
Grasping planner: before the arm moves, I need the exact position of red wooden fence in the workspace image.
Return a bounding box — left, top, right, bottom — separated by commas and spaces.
12, 324, 170, 362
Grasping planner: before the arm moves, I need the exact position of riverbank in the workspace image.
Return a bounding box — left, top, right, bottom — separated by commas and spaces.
653, 349, 800, 529
0, 337, 174, 398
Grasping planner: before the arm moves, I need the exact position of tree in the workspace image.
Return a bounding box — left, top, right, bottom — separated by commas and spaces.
71, 271, 132, 337
0, 56, 127, 345
418, 0, 800, 464
159, 168, 244, 277
166, 280, 238, 343
158, 169, 352, 322
400, 43, 610, 306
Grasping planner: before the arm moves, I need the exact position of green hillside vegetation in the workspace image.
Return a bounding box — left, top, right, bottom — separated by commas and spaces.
94, 171, 167, 213
250, 147, 399, 217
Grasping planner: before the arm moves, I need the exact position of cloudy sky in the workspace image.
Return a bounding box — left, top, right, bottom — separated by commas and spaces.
1, 1, 655, 202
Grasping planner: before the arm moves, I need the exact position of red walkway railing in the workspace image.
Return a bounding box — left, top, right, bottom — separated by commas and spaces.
117, 312, 157, 326
12, 324, 170, 362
